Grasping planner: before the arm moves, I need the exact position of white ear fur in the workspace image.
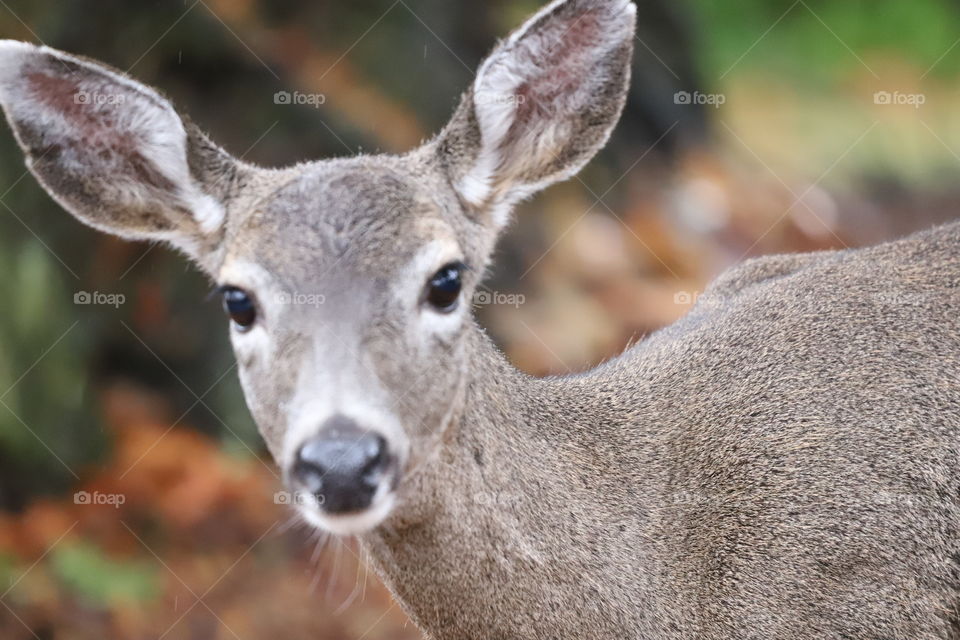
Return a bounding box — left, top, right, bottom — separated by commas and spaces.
0, 40, 227, 256
457, 0, 636, 214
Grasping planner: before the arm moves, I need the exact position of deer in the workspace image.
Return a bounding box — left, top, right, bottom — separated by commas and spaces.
2, 0, 960, 637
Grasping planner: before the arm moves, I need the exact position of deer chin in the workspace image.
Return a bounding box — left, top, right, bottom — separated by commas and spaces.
297, 490, 397, 536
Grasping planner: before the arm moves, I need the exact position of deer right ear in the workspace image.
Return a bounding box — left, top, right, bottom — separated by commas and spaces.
0, 40, 244, 266
436, 0, 636, 228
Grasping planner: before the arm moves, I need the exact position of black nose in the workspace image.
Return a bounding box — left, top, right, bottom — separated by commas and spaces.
291, 415, 391, 514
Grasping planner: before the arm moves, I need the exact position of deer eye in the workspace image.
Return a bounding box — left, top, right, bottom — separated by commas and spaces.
425, 262, 464, 312
220, 286, 257, 330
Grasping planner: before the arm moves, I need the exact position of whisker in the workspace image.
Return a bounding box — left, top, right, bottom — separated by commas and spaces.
325, 536, 344, 602
361, 544, 370, 603
310, 530, 331, 565
334, 536, 363, 615
308, 531, 332, 594
277, 511, 304, 535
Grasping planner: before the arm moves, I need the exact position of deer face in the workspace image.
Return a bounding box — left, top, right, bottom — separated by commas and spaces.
0, 0, 636, 535
218, 157, 485, 533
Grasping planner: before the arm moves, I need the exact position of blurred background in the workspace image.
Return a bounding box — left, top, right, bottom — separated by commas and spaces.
0, 0, 958, 637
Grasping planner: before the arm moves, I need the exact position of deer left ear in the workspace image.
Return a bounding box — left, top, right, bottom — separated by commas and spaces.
436, 0, 636, 228
0, 40, 244, 264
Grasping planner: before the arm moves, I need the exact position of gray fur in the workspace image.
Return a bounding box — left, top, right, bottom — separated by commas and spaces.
369, 227, 960, 638
2, 0, 960, 638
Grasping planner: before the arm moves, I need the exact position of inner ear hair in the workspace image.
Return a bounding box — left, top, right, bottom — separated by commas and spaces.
0, 40, 248, 264
435, 0, 636, 222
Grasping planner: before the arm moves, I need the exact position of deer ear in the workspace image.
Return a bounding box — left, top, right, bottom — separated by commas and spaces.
0, 40, 242, 263
437, 0, 636, 226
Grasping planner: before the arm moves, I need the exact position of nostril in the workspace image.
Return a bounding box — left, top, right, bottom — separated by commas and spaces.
360, 435, 388, 484
292, 456, 325, 496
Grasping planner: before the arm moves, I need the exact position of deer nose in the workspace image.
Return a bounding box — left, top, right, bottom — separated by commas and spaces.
291, 416, 390, 514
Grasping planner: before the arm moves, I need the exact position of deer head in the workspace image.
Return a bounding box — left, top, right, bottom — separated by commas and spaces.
0, 0, 636, 535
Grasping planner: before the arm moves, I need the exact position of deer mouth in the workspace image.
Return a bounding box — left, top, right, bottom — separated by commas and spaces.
296, 487, 399, 536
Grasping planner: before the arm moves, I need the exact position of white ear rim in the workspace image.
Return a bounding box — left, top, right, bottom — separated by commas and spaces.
459, 61, 519, 207
0, 40, 165, 105
0, 40, 225, 237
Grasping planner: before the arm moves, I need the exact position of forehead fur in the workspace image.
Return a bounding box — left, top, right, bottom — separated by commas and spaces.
222, 153, 461, 283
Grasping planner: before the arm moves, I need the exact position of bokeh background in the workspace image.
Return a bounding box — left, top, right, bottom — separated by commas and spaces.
0, 0, 959, 638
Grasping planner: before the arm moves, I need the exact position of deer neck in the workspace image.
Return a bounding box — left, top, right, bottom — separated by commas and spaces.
361, 322, 664, 639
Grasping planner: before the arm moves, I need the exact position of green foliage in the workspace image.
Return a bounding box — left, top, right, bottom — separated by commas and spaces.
51, 542, 160, 607
0, 552, 19, 588
693, 0, 960, 82
0, 227, 100, 499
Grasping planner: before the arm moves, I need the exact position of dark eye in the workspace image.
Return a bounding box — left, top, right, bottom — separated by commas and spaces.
220, 287, 257, 330
425, 262, 464, 312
